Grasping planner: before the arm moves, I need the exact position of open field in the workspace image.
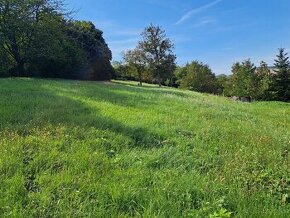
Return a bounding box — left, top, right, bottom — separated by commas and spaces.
0, 78, 290, 217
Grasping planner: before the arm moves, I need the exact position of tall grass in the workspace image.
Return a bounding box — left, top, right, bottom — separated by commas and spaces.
0, 78, 290, 217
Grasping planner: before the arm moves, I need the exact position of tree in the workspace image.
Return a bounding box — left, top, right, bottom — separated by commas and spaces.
112, 61, 126, 79
0, 1, 113, 80
0, 45, 13, 76
173, 66, 187, 88
223, 75, 234, 97
123, 47, 146, 86
216, 74, 229, 95
0, 0, 65, 76
66, 21, 113, 81
29, 17, 88, 79
255, 61, 273, 100
139, 24, 176, 87
273, 48, 290, 101
230, 59, 256, 99
177, 61, 218, 94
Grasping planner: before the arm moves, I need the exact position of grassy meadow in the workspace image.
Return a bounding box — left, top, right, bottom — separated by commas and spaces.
0, 78, 290, 217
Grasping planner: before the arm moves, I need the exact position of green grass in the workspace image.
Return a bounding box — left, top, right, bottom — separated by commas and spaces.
0, 78, 290, 217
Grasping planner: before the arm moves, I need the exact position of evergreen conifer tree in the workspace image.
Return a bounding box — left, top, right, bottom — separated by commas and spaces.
273, 48, 290, 101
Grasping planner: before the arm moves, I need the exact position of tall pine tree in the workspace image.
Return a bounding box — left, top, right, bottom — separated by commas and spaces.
273, 48, 290, 101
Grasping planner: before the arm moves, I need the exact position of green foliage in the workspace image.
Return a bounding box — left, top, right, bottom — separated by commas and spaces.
273, 48, 290, 101
229, 59, 256, 98
187, 197, 233, 218
210, 208, 232, 218
116, 24, 176, 86
177, 61, 218, 94
0, 0, 113, 80
1, 78, 290, 217
0, 0, 64, 76
216, 74, 230, 95
139, 24, 176, 86
112, 61, 142, 82
225, 57, 288, 101
0, 46, 13, 76
174, 66, 188, 87
123, 48, 147, 85
112, 61, 129, 79
29, 21, 88, 79
254, 61, 273, 100
67, 21, 113, 80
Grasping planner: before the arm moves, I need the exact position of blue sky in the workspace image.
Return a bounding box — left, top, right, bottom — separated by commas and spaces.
67, 0, 290, 74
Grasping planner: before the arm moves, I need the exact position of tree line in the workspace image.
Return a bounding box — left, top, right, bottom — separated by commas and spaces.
177, 49, 290, 102
1, 1, 289, 102
114, 25, 290, 102
0, 0, 114, 80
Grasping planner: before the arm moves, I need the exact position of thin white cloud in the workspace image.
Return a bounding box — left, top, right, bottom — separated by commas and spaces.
193, 18, 215, 28
175, 0, 223, 25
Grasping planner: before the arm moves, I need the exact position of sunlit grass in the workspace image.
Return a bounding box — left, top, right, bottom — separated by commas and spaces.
0, 78, 290, 217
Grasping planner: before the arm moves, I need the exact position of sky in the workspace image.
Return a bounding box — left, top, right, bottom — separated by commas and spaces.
66, 0, 290, 74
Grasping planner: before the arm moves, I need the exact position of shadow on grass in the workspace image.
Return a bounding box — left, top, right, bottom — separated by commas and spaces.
28, 80, 190, 113
65, 80, 191, 108
0, 79, 167, 149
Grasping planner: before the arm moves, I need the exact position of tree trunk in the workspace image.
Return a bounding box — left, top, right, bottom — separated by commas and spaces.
138, 76, 142, 86
156, 71, 162, 87
137, 69, 142, 86
158, 78, 162, 87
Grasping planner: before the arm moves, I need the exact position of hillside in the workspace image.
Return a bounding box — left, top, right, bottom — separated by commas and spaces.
0, 78, 290, 217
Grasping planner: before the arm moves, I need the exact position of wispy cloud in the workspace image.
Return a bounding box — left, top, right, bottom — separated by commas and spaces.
175, 0, 223, 25
193, 18, 215, 28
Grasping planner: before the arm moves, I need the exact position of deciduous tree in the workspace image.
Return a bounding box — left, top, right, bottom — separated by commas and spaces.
123, 47, 146, 86
178, 61, 218, 94
67, 21, 113, 80
230, 59, 256, 99
255, 61, 273, 100
0, 0, 65, 76
139, 24, 176, 87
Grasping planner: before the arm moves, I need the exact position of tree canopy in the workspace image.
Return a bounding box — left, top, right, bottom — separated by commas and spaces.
139, 24, 176, 86
177, 61, 218, 94
123, 47, 147, 86
0, 0, 113, 80
228, 59, 256, 99
273, 48, 290, 101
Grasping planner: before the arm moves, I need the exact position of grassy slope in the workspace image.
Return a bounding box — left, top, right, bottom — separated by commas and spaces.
0, 78, 290, 217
